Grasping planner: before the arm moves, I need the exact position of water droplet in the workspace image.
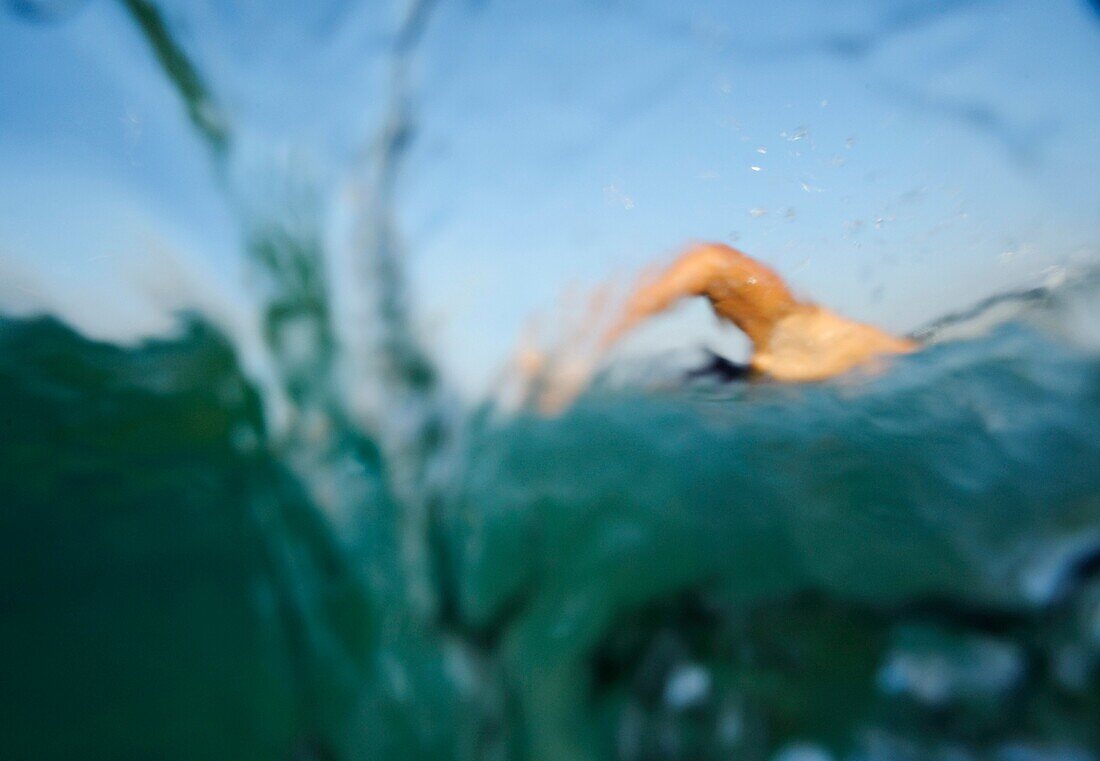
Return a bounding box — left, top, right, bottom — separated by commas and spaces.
664, 664, 711, 710
782, 126, 808, 142
602, 183, 635, 210
750, 165, 762, 172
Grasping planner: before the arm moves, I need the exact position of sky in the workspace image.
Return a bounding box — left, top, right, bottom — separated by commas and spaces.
2, 0, 1099, 397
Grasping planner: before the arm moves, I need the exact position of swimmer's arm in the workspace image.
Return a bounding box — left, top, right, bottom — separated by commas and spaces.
604, 243, 797, 347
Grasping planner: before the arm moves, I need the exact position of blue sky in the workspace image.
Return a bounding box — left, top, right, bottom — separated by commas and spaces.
2, 0, 1099, 396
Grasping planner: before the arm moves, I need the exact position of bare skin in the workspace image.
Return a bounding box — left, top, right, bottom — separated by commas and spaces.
604, 243, 917, 381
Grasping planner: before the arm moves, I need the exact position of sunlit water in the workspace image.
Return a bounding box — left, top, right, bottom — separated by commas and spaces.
2, 2, 1100, 760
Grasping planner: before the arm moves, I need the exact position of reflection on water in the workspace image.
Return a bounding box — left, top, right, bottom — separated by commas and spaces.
2, 1, 1100, 760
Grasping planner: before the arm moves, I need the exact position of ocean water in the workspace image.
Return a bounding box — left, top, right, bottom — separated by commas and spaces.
3, 266, 1100, 760
2, 2, 1100, 760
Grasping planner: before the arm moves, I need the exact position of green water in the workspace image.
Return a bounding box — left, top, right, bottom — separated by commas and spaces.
3, 273, 1100, 760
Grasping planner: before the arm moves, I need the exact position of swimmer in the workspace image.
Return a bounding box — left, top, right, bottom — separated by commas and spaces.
504, 243, 917, 413
604, 243, 917, 382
